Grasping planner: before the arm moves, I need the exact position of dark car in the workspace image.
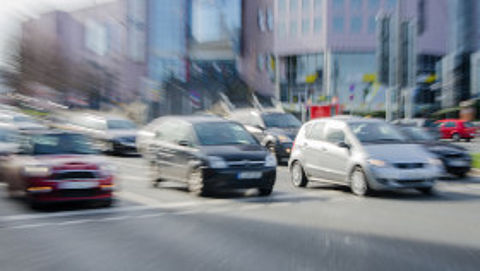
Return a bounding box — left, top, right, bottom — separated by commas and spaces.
391, 118, 440, 139
229, 109, 301, 163
398, 125, 471, 177
147, 116, 277, 196
1, 131, 115, 208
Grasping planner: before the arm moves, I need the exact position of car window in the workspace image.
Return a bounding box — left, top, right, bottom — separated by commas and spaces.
463, 122, 474, 128
31, 133, 97, 155
349, 122, 406, 143
194, 122, 258, 146
262, 113, 301, 128
444, 122, 456, 128
325, 127, 345, 144
307, 122, 325, 141
107, 119, 137, 130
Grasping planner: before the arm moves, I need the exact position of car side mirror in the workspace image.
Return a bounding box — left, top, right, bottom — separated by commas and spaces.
337, 141, 350, 149
178, 140, 192, 147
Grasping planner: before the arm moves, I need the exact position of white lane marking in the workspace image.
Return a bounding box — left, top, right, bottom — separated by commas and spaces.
56, 219, 95, 226
10, 222, 53, 229
137, 213, 165, 219
100, 216, 132, 221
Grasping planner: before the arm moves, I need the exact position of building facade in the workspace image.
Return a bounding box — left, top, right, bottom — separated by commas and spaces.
441, 0, 480, 108
240, 0, 448, 112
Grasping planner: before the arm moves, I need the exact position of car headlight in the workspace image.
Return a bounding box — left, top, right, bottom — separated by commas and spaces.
277, 135, 292, 143
265, 153, 277, 167
428, 158, 443, 166
22, 165, 51, 177
367, 159, 388, 167
207, 156, 228, 169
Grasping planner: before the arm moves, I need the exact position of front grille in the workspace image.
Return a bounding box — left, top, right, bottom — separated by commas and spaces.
52, 171, 97, 180
393, 163, 424, 169
444, 153, 464, 159
58, 189, 100, 198
396, 180, 426, 184
226, 160, 265, 169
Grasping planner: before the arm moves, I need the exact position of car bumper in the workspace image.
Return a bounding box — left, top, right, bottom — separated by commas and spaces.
275, 143, 293, 162
365, 166, 441, 190
27, 189, 113, 203
113, 141, 138, 154
202, 167, 276, 190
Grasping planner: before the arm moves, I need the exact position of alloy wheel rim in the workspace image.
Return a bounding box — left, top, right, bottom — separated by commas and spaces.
292, 164, 302, 186
352, 171, 366, 195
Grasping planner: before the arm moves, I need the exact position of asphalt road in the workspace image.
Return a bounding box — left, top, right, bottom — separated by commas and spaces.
1, 156, 480, 271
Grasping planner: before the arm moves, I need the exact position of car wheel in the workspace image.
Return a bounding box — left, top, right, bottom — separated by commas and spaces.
98, 199, 113, 208
466, 138, 471, 142
258, 187, 273, 196
417, 187, 434, 195
149, 162, 163, 188
291, 161, 308, 187
187, 168, 207, 196
350, 167, 370, 196
452, 133, 460, 142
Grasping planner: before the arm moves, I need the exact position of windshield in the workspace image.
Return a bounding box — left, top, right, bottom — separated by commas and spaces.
262, 113, 301, 128
107, 119, 137, 130
0, 128, 18, 143
349, 122, 406, 143
400, 127, 435, 141
194, 122, 258, 146
31, 133, 98, 155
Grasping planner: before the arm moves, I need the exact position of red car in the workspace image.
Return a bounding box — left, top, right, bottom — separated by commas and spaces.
1, 132, 115, 208
435, 119, 476, 141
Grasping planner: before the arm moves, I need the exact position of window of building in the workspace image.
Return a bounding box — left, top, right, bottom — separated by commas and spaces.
290, 0, 298, 12
257, 53, 265, 71
267, 8, 274, 31
333, 16, 345, 33
418, 0, 426, 35
367, 16, 376, 33
350, 16, 362, 33
333, 0, 344, 11
386, 0, 397, 10
290, 20, 298, 36
368, 0, 379, 9
258, 8, 266, 32
314, 0, 322, 13
350, 0, 362, 10
302, 18, 310, 34
314, 17, 322, 33
302, 0, 310, 13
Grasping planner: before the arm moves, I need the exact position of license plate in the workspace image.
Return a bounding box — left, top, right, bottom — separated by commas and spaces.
237, 171, 262, 179
449, 160, 470, 167
59, 181, 98, 189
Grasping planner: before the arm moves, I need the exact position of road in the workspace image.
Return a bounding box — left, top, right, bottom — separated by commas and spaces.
1, 156, 480, 271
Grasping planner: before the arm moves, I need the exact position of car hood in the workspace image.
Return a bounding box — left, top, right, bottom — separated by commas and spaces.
363, 144, 433, 164
30, 154, 108, 170
266, 127, 299, 140
199, 144, 267, 161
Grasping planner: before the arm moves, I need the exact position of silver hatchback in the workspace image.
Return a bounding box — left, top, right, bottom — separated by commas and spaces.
288, 117, 444, 196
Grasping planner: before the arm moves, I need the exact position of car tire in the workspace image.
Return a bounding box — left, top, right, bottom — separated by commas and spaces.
417, 187, 434, 195
350, 167, 370, 197
452, 133, 460, 142
98, 199, 113, 208
149, 162, 163, 188
187, 168, 207, 196
258, 187, 273, 196
466, 138, 471, 142
290, 161, 308, 187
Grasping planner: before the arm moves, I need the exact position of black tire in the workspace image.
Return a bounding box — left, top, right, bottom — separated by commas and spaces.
455, 171, 468, 178
98, 199, 113, 208
350, 167, 370, 197
466, 138, 471, 142
149, 162, 163, 188
452, 133, 460, 142
290, 161, 309, 187
417, 187, 434, 195
258, 187, 273, 196
187, 168, 208, 196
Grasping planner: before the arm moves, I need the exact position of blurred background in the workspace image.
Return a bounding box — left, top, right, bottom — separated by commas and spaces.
0, 0, 478, 123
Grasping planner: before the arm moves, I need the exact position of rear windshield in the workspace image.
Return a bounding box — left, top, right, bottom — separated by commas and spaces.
194, 122, 258, 146
31, 133, 98, 155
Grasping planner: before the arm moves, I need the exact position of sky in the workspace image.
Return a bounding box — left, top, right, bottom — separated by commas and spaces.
0, 0, 113, 69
